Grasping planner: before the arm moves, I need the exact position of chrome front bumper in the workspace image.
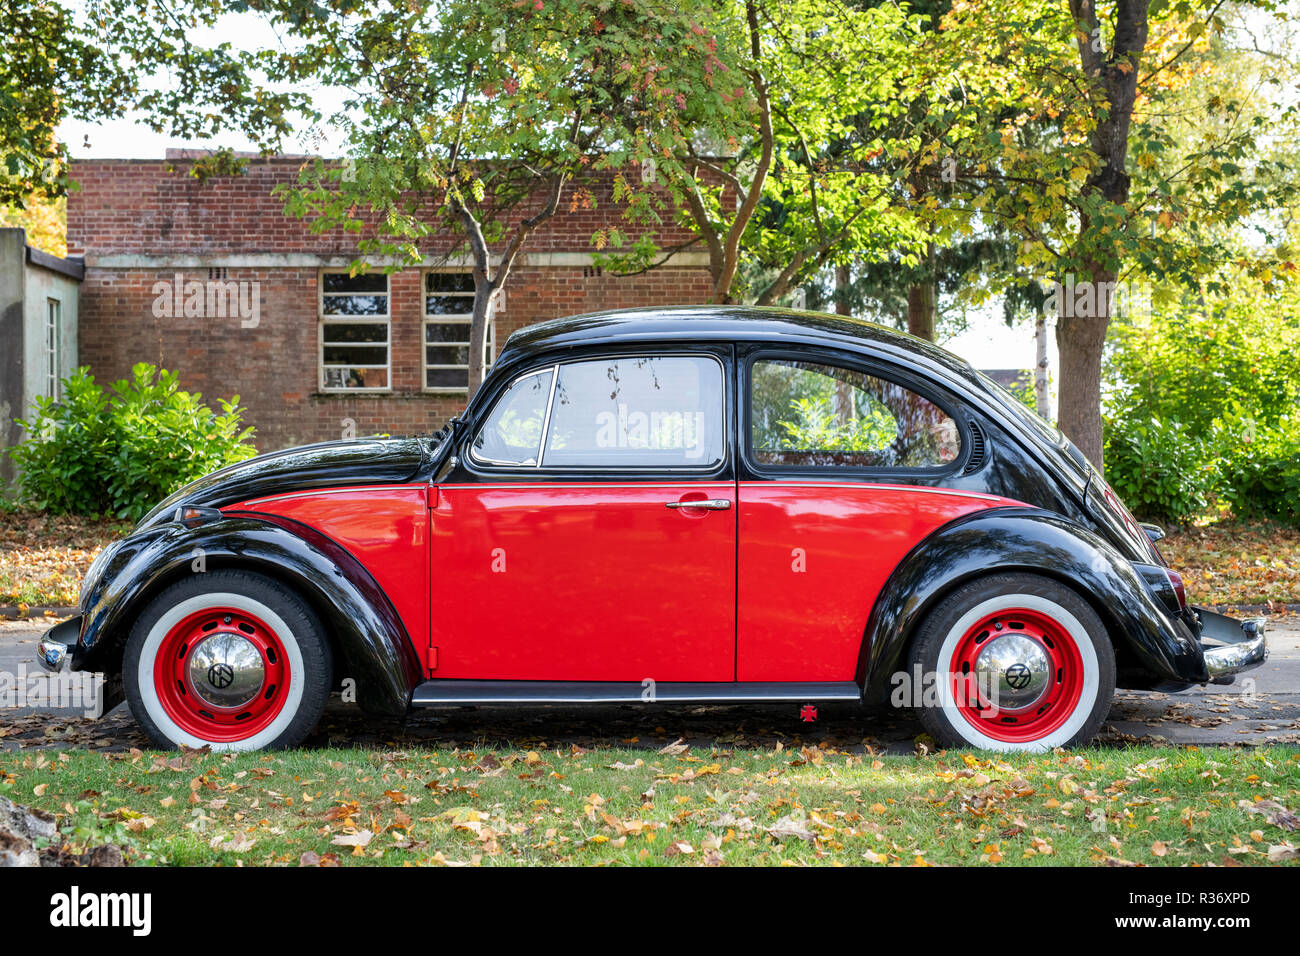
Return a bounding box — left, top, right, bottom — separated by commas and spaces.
1195, 607, 1268, 683
34, 616, 82, 674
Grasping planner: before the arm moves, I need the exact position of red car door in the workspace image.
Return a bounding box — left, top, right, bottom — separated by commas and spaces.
737, 354, 1003, 682
429, 351, 736, 682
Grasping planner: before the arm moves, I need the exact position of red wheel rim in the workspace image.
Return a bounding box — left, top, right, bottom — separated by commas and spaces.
153, 606, 290, 742
948, 607, 1084, 744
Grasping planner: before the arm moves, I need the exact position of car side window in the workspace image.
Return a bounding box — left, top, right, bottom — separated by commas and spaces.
470, 367, 555, 466
750, 358, 960, 469
541, 356, 725, 468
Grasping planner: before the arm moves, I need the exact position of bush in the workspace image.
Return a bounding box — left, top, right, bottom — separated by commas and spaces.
1103, 412, 1218, 524
1219, 429, 1300, 525
9, 364, 258, 521
1103, 278, 1300, 525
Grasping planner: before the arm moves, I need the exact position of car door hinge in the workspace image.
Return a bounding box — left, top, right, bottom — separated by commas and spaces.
426, 485, 439, 509
427, 646, 439, 671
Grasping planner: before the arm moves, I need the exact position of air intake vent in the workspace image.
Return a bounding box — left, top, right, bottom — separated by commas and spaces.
962, 420, 987, 475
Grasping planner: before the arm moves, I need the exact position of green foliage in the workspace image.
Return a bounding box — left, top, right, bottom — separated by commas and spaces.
10, 364, 257, 521
772, 398, 897, 454
1220, 430, 1300, 525
1104, 279, 1300, 524
1102, 414, 1218, 524
1, 1, 303, 207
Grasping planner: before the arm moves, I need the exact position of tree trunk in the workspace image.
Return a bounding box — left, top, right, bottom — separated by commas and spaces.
906, 280, 935, 341
1034, 310, 1052, 421
1054, 267, 1113, 468
467, 282, 496, 399
833, 263, 855, 423
1060, 0, 1149, 470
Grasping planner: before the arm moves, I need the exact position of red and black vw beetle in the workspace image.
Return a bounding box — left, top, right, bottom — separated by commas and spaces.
38, 307, 1267, 752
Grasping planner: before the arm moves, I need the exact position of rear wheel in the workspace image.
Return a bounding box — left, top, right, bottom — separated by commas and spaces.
909, 573, 1115, 751
124, 570, 331, 751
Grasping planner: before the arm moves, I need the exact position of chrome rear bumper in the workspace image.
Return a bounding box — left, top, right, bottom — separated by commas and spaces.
1195, 607, 1268, 683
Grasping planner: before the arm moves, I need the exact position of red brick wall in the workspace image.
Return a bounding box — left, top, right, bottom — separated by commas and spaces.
68, 158, 713, 450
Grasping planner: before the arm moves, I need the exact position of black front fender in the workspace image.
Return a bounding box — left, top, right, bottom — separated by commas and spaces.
74, 516, 423, 717
858, 506, 1206, 703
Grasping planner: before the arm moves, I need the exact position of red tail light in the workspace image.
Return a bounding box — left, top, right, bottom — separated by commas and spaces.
1165, 569, 1187, 610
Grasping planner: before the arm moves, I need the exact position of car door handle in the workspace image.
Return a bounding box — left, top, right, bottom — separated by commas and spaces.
665, 498, 731, 510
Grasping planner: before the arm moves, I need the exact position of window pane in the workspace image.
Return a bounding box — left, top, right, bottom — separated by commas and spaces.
426, 367, 469, 390
426, 345, 469, 366
424, 322, 470, 344
323, 344, 388, 365
542, 357, 724, 468
323, 294, 387, 315
323, 367, 389, 389
751, 360, 959, 468
471, 369, 554, 465
426, 272, 475, 293
323, 272, 388, 293
323, 322, 387, 343
425, 295, 473, 315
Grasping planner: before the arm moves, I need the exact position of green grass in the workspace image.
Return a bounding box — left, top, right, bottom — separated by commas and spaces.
1, 744, 1297, 866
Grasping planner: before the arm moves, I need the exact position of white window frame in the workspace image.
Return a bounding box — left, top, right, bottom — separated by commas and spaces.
318, 269, 391, 393
422, 269, 494, 393
469, 353, 728, 473
45, 298, 61, 400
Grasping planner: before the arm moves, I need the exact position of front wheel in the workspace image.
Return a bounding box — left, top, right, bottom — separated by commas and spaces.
909, 573, 1115, 752
124, 570, 332, 751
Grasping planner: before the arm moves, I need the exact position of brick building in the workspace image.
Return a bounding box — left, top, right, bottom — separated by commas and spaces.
67, 153, 713, 452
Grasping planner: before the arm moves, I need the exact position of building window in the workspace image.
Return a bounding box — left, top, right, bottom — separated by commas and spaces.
319, 271, 390, 391
45, 298, 61, 400
423, 271, 493, 392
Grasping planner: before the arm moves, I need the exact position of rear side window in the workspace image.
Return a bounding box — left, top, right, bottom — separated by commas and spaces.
750, 359, 959, 469
543, 356, 725, 468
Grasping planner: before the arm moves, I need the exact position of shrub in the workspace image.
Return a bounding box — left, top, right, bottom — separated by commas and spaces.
1219, 428, 1300, 525
9, 364, 258, 521
1103, 278, 1300, 525
1103, 412, 1218, 525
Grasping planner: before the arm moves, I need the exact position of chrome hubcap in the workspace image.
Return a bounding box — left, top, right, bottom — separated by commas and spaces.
974, 633, 1051, 711
187, 632, 265, 709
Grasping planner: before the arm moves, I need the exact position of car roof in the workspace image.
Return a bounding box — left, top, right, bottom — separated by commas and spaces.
496, 305, 983, 387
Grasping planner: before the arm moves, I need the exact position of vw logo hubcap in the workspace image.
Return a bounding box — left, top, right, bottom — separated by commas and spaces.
974, 633, 1051, 711
187, 632, 265, 709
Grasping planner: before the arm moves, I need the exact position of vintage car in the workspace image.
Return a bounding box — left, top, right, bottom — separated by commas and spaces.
37, 306, 1267, 752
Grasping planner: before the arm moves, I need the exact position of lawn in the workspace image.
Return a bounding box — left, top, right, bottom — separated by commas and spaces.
1, 510, 1295, 610
1, 744, 1297, 866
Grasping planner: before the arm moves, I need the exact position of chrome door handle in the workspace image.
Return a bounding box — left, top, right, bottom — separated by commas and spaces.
666, 498, 731, 510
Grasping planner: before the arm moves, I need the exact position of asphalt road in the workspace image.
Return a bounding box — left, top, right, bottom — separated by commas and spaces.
1, 616, 1297, 753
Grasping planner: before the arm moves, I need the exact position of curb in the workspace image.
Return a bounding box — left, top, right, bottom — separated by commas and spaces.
1210, 604, 1300, 616
0, 606, 78, 621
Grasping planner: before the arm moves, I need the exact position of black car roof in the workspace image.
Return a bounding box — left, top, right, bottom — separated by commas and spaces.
496, 305, 984, 388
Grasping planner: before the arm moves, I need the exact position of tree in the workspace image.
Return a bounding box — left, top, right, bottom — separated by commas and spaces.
0, 0, 302, 207
920, 0, 1296, 467
251, 0, 742, 396
597, 0, 935, 309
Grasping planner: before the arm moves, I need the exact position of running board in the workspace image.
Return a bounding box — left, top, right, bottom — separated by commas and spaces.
410, 680, 862, 707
